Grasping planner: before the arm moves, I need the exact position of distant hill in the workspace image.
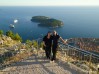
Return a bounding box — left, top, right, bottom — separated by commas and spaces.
31, 16, 63, 27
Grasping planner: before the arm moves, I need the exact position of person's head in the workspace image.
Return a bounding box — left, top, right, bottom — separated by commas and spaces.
53, 30, 57, 36
47, 31, 52, 36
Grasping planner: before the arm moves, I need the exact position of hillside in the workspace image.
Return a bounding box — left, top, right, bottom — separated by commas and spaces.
67, 38, 99, 53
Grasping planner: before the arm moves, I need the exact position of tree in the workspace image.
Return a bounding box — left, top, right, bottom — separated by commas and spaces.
14, 33, 22, 42
26, 40, 33, 46
39, 42, 43, 48
6, 31, 22, 42
6, 30, 14, 38
33, 40, 38, 48
0, 30, 3, 36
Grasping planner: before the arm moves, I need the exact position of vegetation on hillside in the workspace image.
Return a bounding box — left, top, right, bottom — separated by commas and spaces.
0, 30, 3, 36
0, 30, 44, 69
6, 30, 22, 42
25, 39, 43, 48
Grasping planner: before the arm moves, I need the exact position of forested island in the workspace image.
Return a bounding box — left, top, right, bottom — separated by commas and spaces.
31, 16, 63, 27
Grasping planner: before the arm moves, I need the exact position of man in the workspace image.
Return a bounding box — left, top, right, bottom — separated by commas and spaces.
51, 30, 66, 62
43, 31, 53, 59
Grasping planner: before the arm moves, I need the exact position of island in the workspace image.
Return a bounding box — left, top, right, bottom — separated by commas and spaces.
31, 16, 64, 27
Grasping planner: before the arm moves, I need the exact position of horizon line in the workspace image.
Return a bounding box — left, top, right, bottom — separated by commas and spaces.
0, 5, 99, 7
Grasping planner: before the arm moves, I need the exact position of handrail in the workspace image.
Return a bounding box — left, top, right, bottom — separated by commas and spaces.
58, 41, 99, 73
58, 41, 99, 58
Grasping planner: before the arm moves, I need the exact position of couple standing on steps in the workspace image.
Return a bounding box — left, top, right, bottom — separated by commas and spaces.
43, 30, 66, 63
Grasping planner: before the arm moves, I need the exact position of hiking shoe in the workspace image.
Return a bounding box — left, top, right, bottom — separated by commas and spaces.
52, 60, 55, 63
50, 61, 53, 63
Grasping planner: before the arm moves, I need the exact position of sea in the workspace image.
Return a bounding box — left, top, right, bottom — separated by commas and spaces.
0, 6, 99, 42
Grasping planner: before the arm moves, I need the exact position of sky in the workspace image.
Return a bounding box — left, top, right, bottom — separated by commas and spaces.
0, 0, 99, 6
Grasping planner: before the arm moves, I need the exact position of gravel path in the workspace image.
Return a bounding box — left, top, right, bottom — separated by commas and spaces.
0, 53, 81, 74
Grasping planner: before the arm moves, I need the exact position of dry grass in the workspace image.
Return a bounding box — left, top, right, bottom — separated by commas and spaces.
2, 50, 34, 66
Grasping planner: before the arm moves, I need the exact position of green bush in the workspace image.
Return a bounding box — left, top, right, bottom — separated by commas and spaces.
33, 40, 38, 48
6, 30, 14, 38
6, 30, 22, 42
14, 33, 22, 42
26, 40, 38, 48
0, 30, 3, 36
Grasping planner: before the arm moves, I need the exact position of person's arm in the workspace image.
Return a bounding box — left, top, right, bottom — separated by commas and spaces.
59, 37, 67, 44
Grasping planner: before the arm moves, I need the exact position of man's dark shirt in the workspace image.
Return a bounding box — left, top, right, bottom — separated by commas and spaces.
43, 35, 53, 47
52, 34, 60, 46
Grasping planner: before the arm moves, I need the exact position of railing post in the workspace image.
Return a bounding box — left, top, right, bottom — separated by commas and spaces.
88, 53, 92, 73
97, 64, 99, 74
67, 45, 69, 63
37, 39, 39, 56
89, 54, 92, 66
64, 51, 66, 61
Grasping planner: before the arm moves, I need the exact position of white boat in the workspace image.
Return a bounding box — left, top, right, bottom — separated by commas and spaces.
9, 24, 15, 28
14, 19, 18, 23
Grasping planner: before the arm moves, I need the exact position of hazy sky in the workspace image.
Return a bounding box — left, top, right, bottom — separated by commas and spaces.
0, 0, 99, 6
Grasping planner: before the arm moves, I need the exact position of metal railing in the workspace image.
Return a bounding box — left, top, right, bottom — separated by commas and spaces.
58, 41, 99, 73
35, 38, 99, 73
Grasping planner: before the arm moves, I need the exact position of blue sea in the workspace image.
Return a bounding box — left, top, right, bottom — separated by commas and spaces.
0, 6, 99, 41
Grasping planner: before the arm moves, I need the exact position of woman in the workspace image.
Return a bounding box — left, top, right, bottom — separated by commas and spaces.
51, 30, 66, 62
43, 31, 53, 59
